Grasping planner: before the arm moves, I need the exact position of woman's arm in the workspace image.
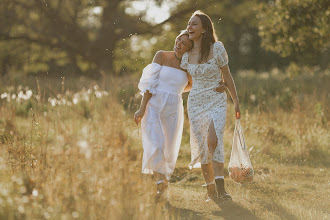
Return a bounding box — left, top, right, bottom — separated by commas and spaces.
134, 51, 163, 125
134, 91, 152, 125
183, 73, 193, 92
221, 65, 241, 119
213, 80, 227, 93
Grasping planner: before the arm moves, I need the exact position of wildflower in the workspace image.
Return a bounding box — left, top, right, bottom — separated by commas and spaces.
1, 93, 8, 99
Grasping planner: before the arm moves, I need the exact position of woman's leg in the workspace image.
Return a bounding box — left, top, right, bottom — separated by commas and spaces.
199, 121, 218, 202
154, 171, 167, 184
201, 163, 215, 183
208, 121, 231, 200
201, 163, 217, 202
213, 162, 224, 176
208, 121, 224, 177
154, 171, 168, 202
207, 120, 218, 155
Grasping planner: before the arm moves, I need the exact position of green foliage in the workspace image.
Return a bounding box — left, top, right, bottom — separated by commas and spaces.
113, 37, 151, 75
15, 100, 33, 117
278, 89, 293, 111
0, 0, 328, 78
158, 0, 290, 71
78, 100, 92, 119
0, 0, 195, 76
257, 0, 329, 65
117, 84, 140, 113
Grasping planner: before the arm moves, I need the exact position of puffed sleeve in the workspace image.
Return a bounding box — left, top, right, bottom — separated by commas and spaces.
214, 41, 229, 67
138, 63, 162, 95
180, 52, 189, 70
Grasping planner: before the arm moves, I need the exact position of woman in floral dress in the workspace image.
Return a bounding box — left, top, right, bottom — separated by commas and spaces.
181, 11, 241, 203
134, 31, 221, 202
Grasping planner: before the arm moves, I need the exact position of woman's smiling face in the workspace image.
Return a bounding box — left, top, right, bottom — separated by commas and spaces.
174, 34, 193, 54
187, 15, 205, 41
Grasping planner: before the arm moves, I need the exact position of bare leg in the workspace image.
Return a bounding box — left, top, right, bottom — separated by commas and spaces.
207, 121, 224, 176
213, 162, 224, 176
154, 171, 167, 184
207, 120, 217, 155
201, 163, 214, 183
200, 121, 218, 201
201, 163, 217, 202
207, 120, 231, 200
154, 171, 168, 203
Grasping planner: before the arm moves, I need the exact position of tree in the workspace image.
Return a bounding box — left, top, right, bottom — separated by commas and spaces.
157, 0, 288, 71
257, 0, 329, 66
0, 0, 214, 76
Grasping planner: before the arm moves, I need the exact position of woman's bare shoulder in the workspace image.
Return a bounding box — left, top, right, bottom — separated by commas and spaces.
153, 51, 174, 64
153, 50, 165, 64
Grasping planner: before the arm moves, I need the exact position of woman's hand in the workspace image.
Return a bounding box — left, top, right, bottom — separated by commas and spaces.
134, 109, 145, 125
234, 103, 241, 119
213, 80, 227, 93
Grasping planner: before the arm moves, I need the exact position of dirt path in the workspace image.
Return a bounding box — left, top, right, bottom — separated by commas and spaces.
158, 165, 329, 220
168, 185, 260, 220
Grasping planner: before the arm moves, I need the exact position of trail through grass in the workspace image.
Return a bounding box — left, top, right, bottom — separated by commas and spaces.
0, 70, 329, 219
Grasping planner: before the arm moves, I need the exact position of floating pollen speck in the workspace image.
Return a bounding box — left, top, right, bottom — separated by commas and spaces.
77, 140, 88, 149
32, 189, 38, 197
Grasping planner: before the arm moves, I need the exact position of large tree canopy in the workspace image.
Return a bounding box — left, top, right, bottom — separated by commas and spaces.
257, 0, 329, 65
0, 0, 328, 77
0, 0, 215, 76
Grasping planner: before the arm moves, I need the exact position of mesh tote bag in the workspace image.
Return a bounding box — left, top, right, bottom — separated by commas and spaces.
228, 119, 254, 184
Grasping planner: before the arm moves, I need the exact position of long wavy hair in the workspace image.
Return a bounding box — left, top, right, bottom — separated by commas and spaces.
191, 11, 218, 63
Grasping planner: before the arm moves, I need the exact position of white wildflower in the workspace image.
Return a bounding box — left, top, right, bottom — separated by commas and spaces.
1, 93, 8, 99
73, 97, 78, 104
26, 90, 33, 99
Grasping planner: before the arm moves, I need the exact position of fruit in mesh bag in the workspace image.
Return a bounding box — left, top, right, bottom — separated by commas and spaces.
230, 167, 253, 183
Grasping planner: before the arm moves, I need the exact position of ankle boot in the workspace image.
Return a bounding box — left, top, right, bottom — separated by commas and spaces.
215, 179, 232, 201
155, 182, 168, 203
205, 184, 218, 202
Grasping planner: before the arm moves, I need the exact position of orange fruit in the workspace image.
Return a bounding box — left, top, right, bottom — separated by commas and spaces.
230, 167, 253, 183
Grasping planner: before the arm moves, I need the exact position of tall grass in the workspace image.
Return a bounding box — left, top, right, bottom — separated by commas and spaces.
121, 65, 330, 167
0, 66, 329, 219
0, 83, 164, 219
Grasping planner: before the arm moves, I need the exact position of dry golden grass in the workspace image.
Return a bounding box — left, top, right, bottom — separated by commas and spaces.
0, 92, 164, 219
0, 69, 329, 219
168, 164, 329, 220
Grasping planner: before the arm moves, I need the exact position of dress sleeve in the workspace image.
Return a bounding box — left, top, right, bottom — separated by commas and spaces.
138, 63, 162, 95
214, 41, 229, 67
180, 52, 189, 70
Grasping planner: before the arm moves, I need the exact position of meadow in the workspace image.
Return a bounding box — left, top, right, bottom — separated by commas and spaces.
0, 65, 329, 219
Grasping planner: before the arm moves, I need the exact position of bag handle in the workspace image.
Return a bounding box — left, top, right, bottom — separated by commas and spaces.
235, 119, 246, 150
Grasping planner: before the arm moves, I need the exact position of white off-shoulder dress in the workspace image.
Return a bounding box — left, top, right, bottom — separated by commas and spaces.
138, 63, 188, 180
180, 41, 229, 168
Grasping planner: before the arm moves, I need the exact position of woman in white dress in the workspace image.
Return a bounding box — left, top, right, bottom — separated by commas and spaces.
134, 31, 226, 201
181, 11, 241, 203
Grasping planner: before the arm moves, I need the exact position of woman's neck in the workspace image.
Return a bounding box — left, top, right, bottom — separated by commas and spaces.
174, 51, 183, 60
192, 38, 202, 52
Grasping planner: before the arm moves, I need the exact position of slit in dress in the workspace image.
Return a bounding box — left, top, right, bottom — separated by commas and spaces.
207, 119, 218, 156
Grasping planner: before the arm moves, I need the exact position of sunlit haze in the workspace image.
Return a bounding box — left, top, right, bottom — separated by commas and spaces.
126, 1, 172, 24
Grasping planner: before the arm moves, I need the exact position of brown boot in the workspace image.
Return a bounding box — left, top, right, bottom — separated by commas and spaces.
205, 183, 218, 203
215, 178, 232, 201
155, 181, 168, 203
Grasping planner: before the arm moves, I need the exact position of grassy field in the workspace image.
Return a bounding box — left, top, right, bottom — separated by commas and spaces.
0, 67, 329, 219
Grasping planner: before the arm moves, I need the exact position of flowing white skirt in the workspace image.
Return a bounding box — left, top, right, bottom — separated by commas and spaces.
141, 90, 184, 180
